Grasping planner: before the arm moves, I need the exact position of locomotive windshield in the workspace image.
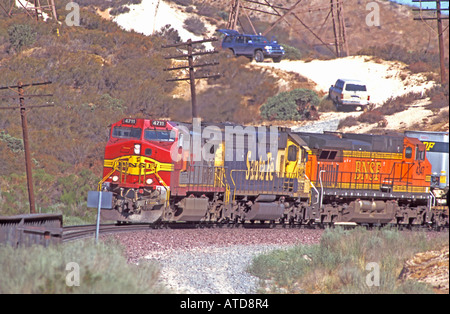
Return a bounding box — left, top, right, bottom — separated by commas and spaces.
145, 129, 175, 142
112, 126, 142, 139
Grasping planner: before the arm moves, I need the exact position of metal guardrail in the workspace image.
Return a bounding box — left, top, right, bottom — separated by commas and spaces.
0, 213, 63, 247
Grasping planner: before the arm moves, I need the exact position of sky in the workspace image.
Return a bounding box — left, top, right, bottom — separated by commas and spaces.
390, 0, 450, 10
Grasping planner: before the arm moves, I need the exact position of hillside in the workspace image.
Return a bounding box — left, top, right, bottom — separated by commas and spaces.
108, 0, 449, 58
254, 56, 449, 133
106, 0, 448, 133
0, 0, 448, 220
0, 1, 279, 219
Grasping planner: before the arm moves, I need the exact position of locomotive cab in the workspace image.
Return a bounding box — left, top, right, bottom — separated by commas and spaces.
99, 118, 177, 222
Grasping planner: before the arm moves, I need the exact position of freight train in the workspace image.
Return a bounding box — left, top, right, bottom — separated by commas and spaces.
94, 118, 448, 228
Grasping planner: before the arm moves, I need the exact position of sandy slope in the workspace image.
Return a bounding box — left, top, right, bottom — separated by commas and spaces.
112, 0, 216, 48
107, 3, 444, 133
256, 56, 436, 105
255, 56, 441, 133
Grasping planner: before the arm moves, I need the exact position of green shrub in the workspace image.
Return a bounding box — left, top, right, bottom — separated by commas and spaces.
183, 17, 206, 35
281, 44, 302, 60
260, 89, 320, 121
154, 24, 181, 44
0, 131, 23, 153
8, 24, 36, 52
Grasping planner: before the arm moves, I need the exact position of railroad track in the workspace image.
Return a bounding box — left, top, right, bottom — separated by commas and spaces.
62, 221, 307, 242
62, 223, 156, 242
62, 221, 448, 242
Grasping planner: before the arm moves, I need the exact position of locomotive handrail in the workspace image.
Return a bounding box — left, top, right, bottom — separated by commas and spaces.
429, 191, 436, 208
154, 171, 170, 206
318, 170, 326, 209
229, 169, 301, 200
98, 160, 121, 191
305, 174, 319, 205
230, 169, 238, 202
313, 166, 428, 194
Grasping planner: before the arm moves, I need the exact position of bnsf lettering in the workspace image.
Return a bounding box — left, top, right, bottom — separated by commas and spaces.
119, 162, 155, 169
354, 161, 382, 181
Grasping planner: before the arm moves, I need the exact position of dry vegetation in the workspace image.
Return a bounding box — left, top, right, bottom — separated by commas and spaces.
0, 238, 166, 293
249, 227, 449, 294
338, 82, 449, 132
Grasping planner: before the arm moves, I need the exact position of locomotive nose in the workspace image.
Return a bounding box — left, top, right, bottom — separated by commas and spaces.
120, 146, 131, 153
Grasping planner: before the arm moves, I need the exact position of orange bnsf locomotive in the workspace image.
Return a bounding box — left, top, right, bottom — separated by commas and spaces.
296, 132, 436, 226
95, 118, 447, 227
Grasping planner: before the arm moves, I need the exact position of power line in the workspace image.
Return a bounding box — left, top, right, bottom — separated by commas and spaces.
0, 0, 57, 21
0, 81, 53, 214
225, 0, 349, 57
162, 38, 220, 121
413, 0, 449, 84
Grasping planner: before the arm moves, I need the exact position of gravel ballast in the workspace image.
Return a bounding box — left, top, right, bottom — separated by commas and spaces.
109, 228, 323, 294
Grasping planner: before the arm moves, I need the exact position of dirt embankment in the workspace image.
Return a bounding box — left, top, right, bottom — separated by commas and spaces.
399, 246, 449, 294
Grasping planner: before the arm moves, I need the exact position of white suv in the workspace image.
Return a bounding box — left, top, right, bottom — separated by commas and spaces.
329, 79, 370, 111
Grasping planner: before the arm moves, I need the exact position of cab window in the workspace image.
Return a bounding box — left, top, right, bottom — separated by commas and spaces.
144, 129, 175, 142
405, 147, 413, 159
287, 145, 298, 162
112, 126, 142, 139
415, 147, 425, 161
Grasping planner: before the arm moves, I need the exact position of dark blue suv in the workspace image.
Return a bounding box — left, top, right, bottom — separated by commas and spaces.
218, 29, 285, 63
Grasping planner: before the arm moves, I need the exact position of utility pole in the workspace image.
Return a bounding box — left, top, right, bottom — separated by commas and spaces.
413, 0, 449, 84
226, 0, 348, 58
0, 81, 53, 214
226, 0, 241, 31
0, 0, 58, 21
162, 38, 220, 121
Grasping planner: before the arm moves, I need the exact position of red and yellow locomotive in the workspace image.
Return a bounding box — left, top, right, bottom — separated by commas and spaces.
99, 118, 178, 222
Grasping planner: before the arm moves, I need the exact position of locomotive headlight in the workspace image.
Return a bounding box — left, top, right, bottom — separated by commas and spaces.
112, 175, 119, 182
146, 178, 153, 185
134, 144, 141, 155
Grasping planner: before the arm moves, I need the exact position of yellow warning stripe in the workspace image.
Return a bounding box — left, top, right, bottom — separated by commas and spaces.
104, 155, 174, 176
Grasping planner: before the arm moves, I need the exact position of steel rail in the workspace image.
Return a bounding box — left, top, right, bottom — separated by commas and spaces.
62, 221, 448, 242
